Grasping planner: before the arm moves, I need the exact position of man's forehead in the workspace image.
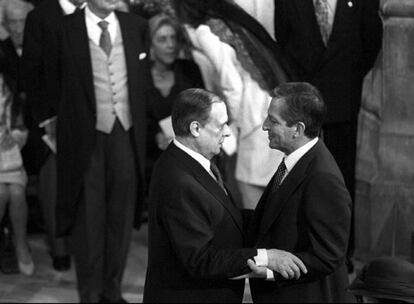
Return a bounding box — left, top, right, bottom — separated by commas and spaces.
210, 102, 227, 118
270, 97, 286, 111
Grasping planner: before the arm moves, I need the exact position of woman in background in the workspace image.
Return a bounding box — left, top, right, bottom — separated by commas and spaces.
0, 33, 32, 276
145, 13, 204, 189
0, 0, 33, 276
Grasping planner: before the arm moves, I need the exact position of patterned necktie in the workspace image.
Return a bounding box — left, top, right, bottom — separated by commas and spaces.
210, 162, 227, 194
98, 21, 112, 56
314, 0, 331, 45
270, 158, 287, 194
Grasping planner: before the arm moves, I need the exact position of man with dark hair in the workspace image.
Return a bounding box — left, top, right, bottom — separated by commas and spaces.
273, 0, 383, 272
247, 82, 353, 302
144, 88, 307, 303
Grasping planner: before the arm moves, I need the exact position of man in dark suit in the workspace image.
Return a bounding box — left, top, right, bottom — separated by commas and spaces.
273, 0, 382, 272
55, 0, 148, 302
143, 88, 307, 303
273, 0, 382, 197
247, 82, 353, 302
21, 0, 86, 273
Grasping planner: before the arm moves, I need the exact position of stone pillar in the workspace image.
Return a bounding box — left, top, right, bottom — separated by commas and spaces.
355, 0, 414, 261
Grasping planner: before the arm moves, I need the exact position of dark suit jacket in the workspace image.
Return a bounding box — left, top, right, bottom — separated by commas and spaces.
22, 0, 64, 125
55, 10, 149, 236
143, 143, 257, 303
247, 140, 353, 303
274, 0, 382, 124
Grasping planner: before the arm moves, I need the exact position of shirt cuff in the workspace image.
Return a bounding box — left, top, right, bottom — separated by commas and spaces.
254, 249, 268, 267
266, 268, 275, 281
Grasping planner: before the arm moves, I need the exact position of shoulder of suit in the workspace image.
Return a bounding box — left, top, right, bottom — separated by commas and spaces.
31, 0, 60, 17
306, 141, 342, 175
116, 11, 147, 26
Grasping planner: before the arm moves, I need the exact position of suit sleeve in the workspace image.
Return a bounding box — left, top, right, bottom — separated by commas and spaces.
159, 179, 257, 280
21, 12, 57, 124
280, 171, 351, 285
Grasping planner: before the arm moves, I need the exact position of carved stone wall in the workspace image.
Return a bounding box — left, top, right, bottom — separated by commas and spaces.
355, 0, 414, 261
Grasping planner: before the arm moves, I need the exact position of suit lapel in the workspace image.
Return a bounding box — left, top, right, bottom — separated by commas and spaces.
247, 176, 274, 245
258, 142, 321, 239
115, 11, 147, 113
117, 12, 139, 111
66, 10, 95, 108
167, 144, 244, 233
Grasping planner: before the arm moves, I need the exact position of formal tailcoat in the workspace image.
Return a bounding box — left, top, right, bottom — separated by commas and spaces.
247, 141, 353, 302
22, 0, 64, 124
274, 0, 382, 124
143, 143, 256, 303
55, 9, 149, 236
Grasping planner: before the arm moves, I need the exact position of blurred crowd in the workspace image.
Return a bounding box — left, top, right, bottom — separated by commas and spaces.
1, 0, 407, 303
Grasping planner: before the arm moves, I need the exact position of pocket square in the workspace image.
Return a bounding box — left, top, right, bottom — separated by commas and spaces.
139, 52, 147, 60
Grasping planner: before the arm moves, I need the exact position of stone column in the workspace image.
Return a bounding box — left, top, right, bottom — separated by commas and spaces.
355, 0, 414, 261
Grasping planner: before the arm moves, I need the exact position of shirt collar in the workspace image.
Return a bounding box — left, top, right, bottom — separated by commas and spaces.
84, 5, 118, 45
59, 0, 86, 15
85, 5, 117, 26
173, 139, 211, 174
284, 137, 318, 173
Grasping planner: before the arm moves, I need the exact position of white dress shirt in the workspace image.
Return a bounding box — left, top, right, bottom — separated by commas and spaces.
281, 137, 319, 184
59, 0, 86, 15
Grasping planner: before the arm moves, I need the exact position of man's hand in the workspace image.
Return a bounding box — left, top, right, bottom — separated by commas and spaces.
267, 249, 307, 280
246, 259, 267, 278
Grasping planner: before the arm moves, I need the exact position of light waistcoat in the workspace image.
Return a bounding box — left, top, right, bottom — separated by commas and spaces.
89, 29, 132, 133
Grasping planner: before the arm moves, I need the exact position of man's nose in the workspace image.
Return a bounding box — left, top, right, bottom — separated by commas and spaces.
223, 124, 231, 137
262, 118, 269, 131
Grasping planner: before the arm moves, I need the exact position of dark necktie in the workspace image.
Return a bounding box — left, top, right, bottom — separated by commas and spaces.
314, 0, 330, 45
210, 162, 227, 194
270, 158, 287, 194
98, 20, 112, 56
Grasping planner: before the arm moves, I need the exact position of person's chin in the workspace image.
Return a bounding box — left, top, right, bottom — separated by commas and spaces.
269, 142, 278, 150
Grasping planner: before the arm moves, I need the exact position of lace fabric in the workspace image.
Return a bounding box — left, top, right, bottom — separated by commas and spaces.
206, 18, 271, 93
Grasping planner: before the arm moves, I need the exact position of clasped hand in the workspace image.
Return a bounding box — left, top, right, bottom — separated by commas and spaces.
247, 249, 307, 280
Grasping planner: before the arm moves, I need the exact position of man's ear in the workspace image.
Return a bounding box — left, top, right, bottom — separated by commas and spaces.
295, 122, 306, 137
189, 121, 200, 137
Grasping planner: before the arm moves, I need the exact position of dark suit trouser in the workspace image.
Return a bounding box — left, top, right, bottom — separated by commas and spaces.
38, 153, 69, 257
72, 120, 137, 302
